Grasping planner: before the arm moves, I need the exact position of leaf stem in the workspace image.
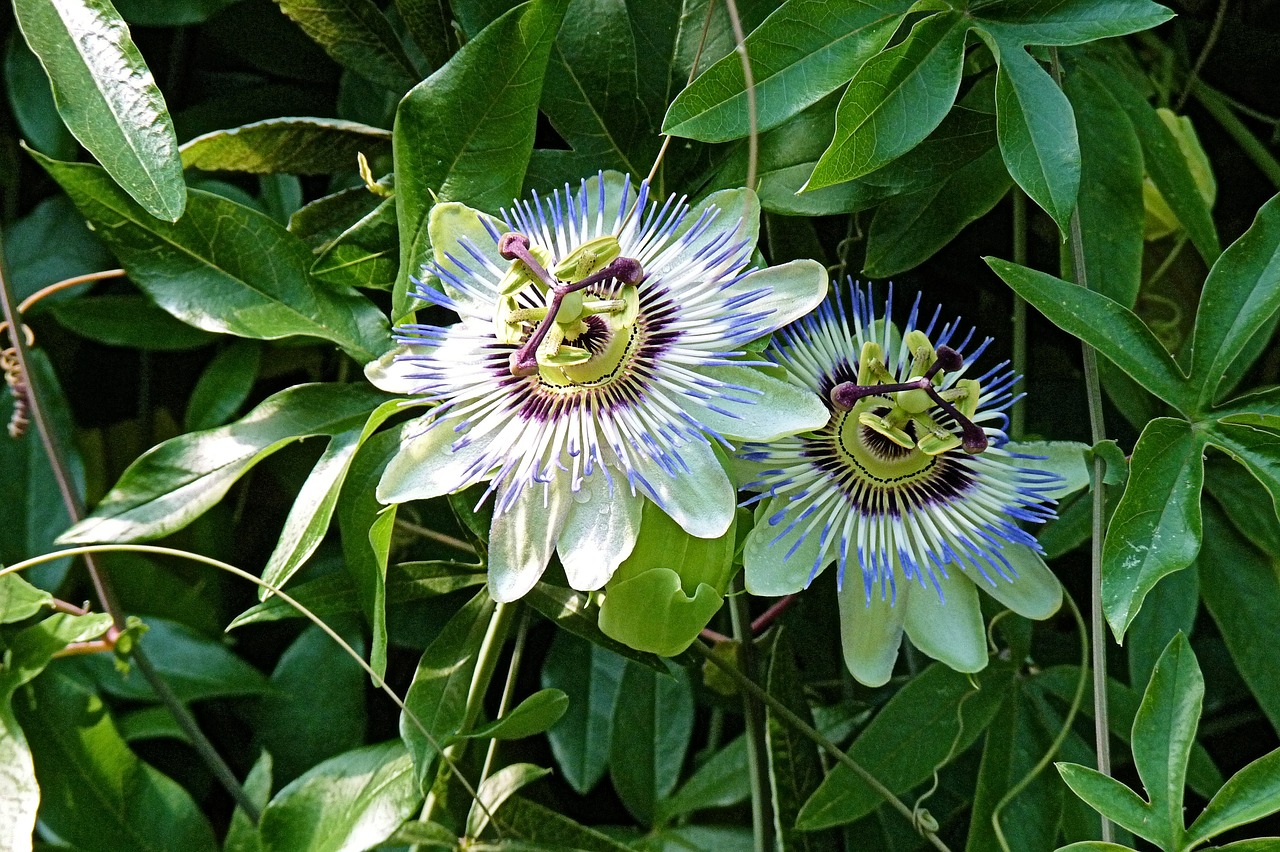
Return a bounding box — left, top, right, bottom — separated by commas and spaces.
1011, 189, 1028, 439
690, 639, 953, 851
0, 238, 261, 822
1192, 84, 1280, 190
1050, 46, 1114, 846
729, 579, 772, 851
722, 0, 758, 190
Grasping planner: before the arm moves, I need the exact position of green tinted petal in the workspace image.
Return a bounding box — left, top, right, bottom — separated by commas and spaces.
902, 573, 988, 674
979, 543, 1063, 620
377, 418, 495, 504
488, 480, 573, 602
685, 364, 830, 442
731, 259, 829, 334
837, 580, 905, 687
556, 472, 643, 591
631, 441, 735, 539
743, 496, 831, 596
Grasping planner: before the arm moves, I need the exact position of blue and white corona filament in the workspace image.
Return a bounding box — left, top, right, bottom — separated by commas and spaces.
740, 285, 1064, 686
368, 173, 828, 603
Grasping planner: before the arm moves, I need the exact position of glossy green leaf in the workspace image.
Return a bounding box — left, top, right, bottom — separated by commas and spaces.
1056, 763, 1155, 842
1098, 59, 1220, 265
37, 154, 391, 363
524, 582, 670, 672
17, 671, 217, 852
1063, 59, 1145, 306
1189, 748, 1280, 846
258, 740, 420, 852
458, 688, 569, 742
224, 752, 272, 852
539, 0, 648, 176
657, 735, 750, 822
466, 762, 552, 838
863, 145, 1012, 276
607, 661, 695, 824
392, 0, 454, 71
969, 0, 1173, 45
858, 90, 999, 193
1189, 193, 1280, 409
312, 194, 397, 291
184, 341, 262, 431
765, 631, 838, 852
272, 0, 418, 92
51, 294, 217, 350
58, 382, 388, 544
1207, 455, 1280, 558
400, 589, 496, 790
4, 30, 76, 160
290, 182, 388, 248
663, 0, 907, 142
393, 0, 568, 313
1, 613, 113, 852
13, 0, 185, 221
797, 662, 1013, 830
1132, 633, 1201, 846
1101, 418, 1205, 640
252, 625, 367, 786
808, 11, 966, 190
977, 31, 1079, 232
1199, 503, 1280, 733
1127, 562, 1199, 691
180, 117, 392, 175
489, 794, 633, 852
984, 258, 1189, 411
541, 630, 626, 794
0, 573, 53, 623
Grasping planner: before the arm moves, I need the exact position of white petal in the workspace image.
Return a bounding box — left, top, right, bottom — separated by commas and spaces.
978, 543, 1063, 620
684, 364, 830, 442
669, 187, 760, 257
377, 418, 496, 504
1003, 440, 1092, 500
364, 344, 432, 395
488, 481, 573, 602
427, 202, 506, 312
556, 470, 642, 591
744, 496, 831, 596
838, 580, 905, 688
630, 440, 735, 539
731, 259, 829, 333
902, 572, 988, 674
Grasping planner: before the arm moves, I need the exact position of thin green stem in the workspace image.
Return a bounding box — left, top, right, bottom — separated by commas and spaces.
690, 640, 953, 852
1193, 84, 1280, 190
1011, 189, 1028, 439
477, 608, 530, 792
722, 0, 757, 190
1174, 0, 1228, 112
729, 580, 771, 852
1050, 46, 1114, 846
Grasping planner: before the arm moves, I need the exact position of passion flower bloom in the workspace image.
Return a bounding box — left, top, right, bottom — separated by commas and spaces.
740, 285, 1064, 686
368, 173, 829, 602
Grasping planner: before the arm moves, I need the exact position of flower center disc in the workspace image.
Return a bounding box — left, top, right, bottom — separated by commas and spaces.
833, 402, 937, 484
536, 313, 644, 391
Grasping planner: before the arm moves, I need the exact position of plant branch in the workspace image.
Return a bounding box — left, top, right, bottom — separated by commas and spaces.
729, 579, 772, 852
1011, 189, 1028, 439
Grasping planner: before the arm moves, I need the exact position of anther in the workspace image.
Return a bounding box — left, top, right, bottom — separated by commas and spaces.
924, 345, 963, 380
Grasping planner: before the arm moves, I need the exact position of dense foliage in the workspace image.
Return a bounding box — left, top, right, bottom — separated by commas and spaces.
3, 1, 1280, 850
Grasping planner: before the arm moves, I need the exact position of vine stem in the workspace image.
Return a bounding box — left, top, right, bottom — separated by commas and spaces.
729, 578, 772, 852
1011, 189, 1028, 439
0, 241, 261, 821
477, 609, 530, 793
690, 640, 953, 852
1050, 47, 1114, 845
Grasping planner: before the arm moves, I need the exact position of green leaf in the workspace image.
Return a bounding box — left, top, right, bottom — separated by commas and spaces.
972, 31, 1079, 232
490, 794, 634, 852
808, 11, 967, 190
1055, 843, 1138, 852
0, 573, 53, 623
1062, 57, 1145, 307
36, 154, 391, 363
1131, 633, 1201, 846
969, 0, 1173, 44
1207, 455, 1280, 559
224, 752, 272, 852
51, 294, 217, 350
797, 661, 1013, 830
252, 625, 367, 787
984, 258, 1189, 411
765, 630, 839, 852
657, 735, 750, 823
258, 741, 420, 852
1096, 59, 1220, 265
272, 0, 418, 92
400, 589, 496, 791
393, 0, 568, 313
607, 661, 695, 825
863, 145, 1012, 276
112, 0, 239, 25
180, 117, 392, 175
13, 0, 185, 221
4, 29, 76, 160
1056, 763, 1155, 842
1189, 749, 1280, 846
1199, 503, 1280, 734
259, 398, 406, 598
662, 0, 907, 143
1101, 418, 1206, 640
540, 630, 626, 794
524, 582, 671, 672
17, 671, 217, 852
539, 0, 649, 176
185, 341, 262, 431
58, 382, 388, 544
312, 195, 397, 291
458, 688, 569, 742
1127, 563, 1199, 691
392, 0, 454, 72
467, 763, 552, 838
1189, 193, 1280, 409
